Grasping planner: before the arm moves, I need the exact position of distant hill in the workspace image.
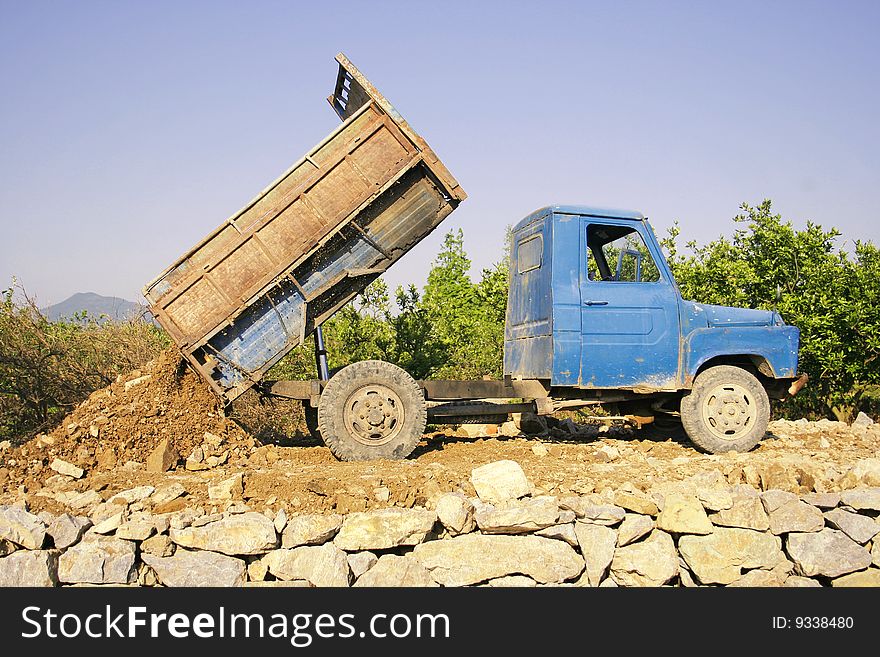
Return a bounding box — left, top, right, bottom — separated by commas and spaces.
41, 292, 150, 323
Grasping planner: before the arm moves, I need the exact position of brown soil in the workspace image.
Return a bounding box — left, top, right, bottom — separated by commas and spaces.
1, 355, 878, 517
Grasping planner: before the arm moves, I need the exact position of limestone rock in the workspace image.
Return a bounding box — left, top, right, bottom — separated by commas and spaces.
696, 487, 734, 513
617, 514, 654, 547
574, 522, 616, 586
536, 523, 579, 547
116, 518, 156, 542
613, 490, 659, 516
786, 529, 872, 578
710, 496, 770, 531
831, 568, 880, 587
170, 512, 278, 556
149, 483, 187, 507
470, 460, 530, 504
824, 508, 880, 544
768, 500, 825, 535
50, 458, 84, 479
656, 493, 713, 535
679, 528, 784, 585
413, 534, 584, 586
92, 511, 124, 535
609, 530, 679, 587
852, 411, 874, 427
760, 489, 798, 513
47, 514, 91, 549
475, 496, 559, 534
728, 569, 784, 587
435, 493, 476, 536
141, 534, 174, 557
281, 513, 343, 548
145, 439, 177, 473
354, 554, 437, 587
488, 575, 537, 587
208, 473, 243, 501
839, 459, 880, 488
262, 544, 350, 587
334, 508, 436, 551
559, 497, 626, 525
0, 505, 47, 549
58, 535, 136, 584
874, 540, 880, 568
273, 508, 287, 534
0, 550, 58, 586
347, 551, 378, 579
801, 492, 840, 509
760, 464, 799, 492
839, 488, 880, 511
784, 575, 822, 587
143, 550, 245, 587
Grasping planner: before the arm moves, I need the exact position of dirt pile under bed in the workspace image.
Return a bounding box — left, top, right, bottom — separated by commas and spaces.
1, 350, 256, 489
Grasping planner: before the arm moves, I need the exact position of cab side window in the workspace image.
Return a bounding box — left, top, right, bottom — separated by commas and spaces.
587, 224, 660, 283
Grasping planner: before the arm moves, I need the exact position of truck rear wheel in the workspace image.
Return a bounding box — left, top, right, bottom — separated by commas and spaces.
317, 360, 427, 461
680, 365, 770, 453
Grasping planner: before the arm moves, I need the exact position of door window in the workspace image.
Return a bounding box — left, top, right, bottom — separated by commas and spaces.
587, 224, 660, 283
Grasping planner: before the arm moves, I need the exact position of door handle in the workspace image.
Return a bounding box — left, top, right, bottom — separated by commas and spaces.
583, 300, 608, 306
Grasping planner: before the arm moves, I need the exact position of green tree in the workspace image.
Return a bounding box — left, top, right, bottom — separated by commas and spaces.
665, 200, 880, 421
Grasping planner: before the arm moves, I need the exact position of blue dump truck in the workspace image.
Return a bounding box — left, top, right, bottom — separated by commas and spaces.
145, 54, 807, 462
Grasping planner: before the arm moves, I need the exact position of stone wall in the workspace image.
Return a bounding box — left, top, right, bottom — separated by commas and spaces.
1, 459, 879, 587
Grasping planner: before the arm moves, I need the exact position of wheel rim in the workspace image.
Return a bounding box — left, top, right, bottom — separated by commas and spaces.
700, 382, 756, 441
343, 384, 404, 447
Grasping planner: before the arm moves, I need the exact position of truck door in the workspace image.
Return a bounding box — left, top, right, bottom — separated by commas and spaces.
579, 219, 680, 388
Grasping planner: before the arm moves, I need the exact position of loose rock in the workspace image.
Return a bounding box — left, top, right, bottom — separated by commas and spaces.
347, 551, 378, 579
786, 529, 872, 578
839, 488, 880, 511
574, 522, 616, 586
435, 493, 476, 536
143, 550, 245, 587
281, 514, 343, 548
768, 500, 825, 535
470, 460, 531, 504
475, 496, 559, 534
609, 530, 679, 587
617, 514, 654, 547
657, 493, 713, 535
354, 554, 437, 587
710, 496, 770, 531
262, 544, 350, 587
0, 550, 58, 586
146, 439, 179, 473
824, 508, 880, 544
58, 535, 136, 584
679, 528, 784, 585
47, 514, 91, 549
413, 534, 584, 586
0, 505, 47, 549
170, 512, 278, 556
831, 568, 880, 587
50, 458, 84, 479
208, 474, 243, 501
334, 508, 436, 551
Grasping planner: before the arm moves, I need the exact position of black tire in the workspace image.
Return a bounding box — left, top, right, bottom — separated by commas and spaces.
304, 404, 321, 440
428, 400, 508, 425
680, 365, 770, 453
317, 360, 427, 461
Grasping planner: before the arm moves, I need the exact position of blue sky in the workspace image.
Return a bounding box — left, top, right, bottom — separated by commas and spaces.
1, 0, 878, 305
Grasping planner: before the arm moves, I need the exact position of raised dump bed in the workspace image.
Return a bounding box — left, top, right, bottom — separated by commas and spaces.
143, 54, 466, 402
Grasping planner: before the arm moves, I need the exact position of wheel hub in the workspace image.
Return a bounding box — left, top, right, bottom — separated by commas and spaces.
343, 385, 404, 447
701, 383, 755, 440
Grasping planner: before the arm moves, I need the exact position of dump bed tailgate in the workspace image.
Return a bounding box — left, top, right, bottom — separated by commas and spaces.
143, 54, 465, 402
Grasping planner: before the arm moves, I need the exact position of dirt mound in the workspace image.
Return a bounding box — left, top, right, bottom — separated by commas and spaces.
1, 350, 255, 488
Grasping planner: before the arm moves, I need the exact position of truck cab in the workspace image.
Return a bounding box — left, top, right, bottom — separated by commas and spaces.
505, 205, 804, 453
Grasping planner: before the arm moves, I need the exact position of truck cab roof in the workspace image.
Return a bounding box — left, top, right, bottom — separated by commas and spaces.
514, 205, 645, 232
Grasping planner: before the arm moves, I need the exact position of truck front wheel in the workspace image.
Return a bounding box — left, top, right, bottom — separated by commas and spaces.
680, 365, 770, 453
317, 360, 427, 461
